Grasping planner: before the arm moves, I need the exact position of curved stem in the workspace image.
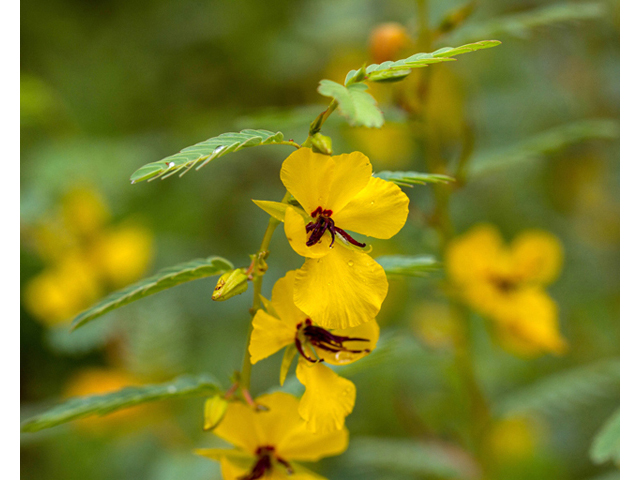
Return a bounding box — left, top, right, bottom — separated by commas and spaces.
239, 192, 292, 391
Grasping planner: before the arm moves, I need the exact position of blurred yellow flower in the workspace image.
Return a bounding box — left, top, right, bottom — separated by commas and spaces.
346, 124, 415, 169
257, 148, 409, 329
24, 253, 102, 326
446, 225, 567, 357
90, 224, 154, 288
24, 185, 154, 326
250, 271, 379, 433
61, 187, 110, 238
197, 392, 348, 480
488, 416, 539, 463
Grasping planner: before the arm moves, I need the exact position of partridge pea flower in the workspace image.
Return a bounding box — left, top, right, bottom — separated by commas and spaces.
446, 224, 567, 357
249, 271, 379, 433
257, 147, 409, 328
197, 392, 348, 480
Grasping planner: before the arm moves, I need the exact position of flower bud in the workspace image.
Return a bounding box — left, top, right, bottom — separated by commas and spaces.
203, 395, 228, 431
310, 133, 333, 156
369, 23, 410, 64
212, 269, 248, 301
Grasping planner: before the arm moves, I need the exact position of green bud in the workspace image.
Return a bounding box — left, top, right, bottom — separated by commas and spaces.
212, 269, 248, 301
203, 395, 228, 431
310, 133, 333, 155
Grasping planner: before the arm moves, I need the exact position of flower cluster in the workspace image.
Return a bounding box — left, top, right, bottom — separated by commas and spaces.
446, 224, 567, 357
200, 148, 408, 479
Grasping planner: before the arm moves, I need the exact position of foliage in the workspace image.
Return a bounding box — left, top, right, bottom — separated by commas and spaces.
590, 409, 620, 465
21, 374, 221, 433
71, 257, 233, 329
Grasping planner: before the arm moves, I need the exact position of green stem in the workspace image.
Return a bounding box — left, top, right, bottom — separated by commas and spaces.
239, 192, 291, 391
304, 100, 338, 144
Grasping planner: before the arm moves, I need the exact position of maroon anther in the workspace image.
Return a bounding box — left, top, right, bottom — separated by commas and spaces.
240, 446, 293, 480
295, 319, 371, 360
305, 206, 366, 248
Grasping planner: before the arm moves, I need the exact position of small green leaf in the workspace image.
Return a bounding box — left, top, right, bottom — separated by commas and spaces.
344, 40, 501, 85
590, 409, 620, 465
496, 358, 620, 417
280, 344, 298, 386
469, 119, 620, 178
21, 374, 221, 433
374, 171, 455, 187
317, 80, 384, 128
377, 255, 441, 277
130, 129, 289, 183
71, 256, 233, 330
445, 2, 607, 45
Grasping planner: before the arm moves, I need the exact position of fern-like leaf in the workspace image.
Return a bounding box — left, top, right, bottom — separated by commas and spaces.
21, 374, 220, 433
71, 256, 233, 330
130, 129, 289, 183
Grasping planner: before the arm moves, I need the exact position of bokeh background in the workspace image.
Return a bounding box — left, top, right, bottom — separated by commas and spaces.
20, 0, 620, 479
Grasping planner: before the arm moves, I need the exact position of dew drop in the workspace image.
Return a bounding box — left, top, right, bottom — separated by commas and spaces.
347, 260, 354, 267
370, 200, 375, 205
168, 161, 175, 168
215, 145, 224, 154
131, 180, 135, 185
167, 386, 177, 394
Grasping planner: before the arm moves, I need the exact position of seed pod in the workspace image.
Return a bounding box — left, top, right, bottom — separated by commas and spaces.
212, 269, 248, 301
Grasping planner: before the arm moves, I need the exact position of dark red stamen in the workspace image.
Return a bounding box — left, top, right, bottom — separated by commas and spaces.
295, 318, 371, 359
241, 446, 293, 480
305, 207, 365, 249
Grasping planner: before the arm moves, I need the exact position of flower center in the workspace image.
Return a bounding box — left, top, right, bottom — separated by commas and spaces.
490, 275, 519, 293
295, 318, 371, 363
305, 206, 366, 249
240, 446, 293, 480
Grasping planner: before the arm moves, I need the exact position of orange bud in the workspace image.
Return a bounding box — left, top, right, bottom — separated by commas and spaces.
369, 23, 411, 64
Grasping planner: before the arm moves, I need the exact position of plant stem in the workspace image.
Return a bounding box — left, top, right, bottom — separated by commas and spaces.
239, 192, 291, 391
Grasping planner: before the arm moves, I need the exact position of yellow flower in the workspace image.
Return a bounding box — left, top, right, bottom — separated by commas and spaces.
249, 271, 379, 433
197, 392, 348, 480
446, 224, 567, 357
23, 253, 102, 326
258, 148, 409, 329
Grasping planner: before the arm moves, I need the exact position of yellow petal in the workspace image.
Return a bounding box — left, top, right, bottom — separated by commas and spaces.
511, 230, 563, 285
446, 224, 504, 286
294, 247, 388, 329
492, 289, 568, 357
296, 360, 356, 434
195, 448, 253, 463
284, 207, 332, 258
280, 148, 334, 215
220, 455, 254, 480
212, 402, 263, 453
332, 176, 409, 239
325, 151, 372, 213
280, 149, 373, 216
318, 319, 380, 366
249, 310, 295, 364
271, 271, 312, 327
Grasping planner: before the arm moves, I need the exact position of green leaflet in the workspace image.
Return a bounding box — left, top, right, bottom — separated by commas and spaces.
130, 129, 288, 183
590, 409, 620, 465
344, 40, 501, 85
374, 171, 455, 187
317, 80, 384, 128
71, 256, 233, 330
377, 255, 441, 277
468, 119, 619, 178
21, 374, 221, 433
495, 358, 620, 417
344, 437, 478, 479
445, 2, 607, 45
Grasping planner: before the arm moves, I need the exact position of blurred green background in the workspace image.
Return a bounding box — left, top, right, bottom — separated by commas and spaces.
20, 0, 619, 479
